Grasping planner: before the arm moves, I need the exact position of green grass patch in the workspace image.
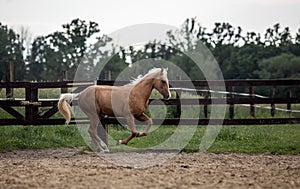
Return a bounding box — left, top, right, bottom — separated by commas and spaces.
0, 124, 299, 154
107, 124, 300, 154
208, 125, 300, 154
0, 125, 85, 152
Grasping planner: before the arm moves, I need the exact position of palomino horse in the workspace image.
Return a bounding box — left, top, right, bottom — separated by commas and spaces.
58, 68, 171, 152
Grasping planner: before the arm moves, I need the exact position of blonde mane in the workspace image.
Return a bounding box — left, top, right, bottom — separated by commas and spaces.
128, 68, 167, 86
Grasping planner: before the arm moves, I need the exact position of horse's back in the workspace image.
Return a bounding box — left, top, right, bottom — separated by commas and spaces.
78, 85, 131, 116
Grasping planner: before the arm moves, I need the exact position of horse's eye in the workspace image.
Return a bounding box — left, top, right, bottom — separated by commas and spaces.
161, 80, 166, 84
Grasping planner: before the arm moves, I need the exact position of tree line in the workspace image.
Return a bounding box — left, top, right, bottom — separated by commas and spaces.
0, 18, 299, 81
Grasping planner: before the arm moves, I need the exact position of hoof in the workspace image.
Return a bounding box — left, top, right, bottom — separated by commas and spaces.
96, 148, 110, 153
139, 132, 147, 137
117, 140, 123, 145
103, 149, 110, 153
117, 140, 127, 145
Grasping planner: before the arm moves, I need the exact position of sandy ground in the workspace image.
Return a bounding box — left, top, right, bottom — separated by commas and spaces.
0, 148, 300, 189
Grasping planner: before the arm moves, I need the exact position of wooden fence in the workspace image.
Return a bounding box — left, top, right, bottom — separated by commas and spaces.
0, 79, 300, 126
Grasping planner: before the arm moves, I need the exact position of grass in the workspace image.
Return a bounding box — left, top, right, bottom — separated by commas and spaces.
107, 124, 300, 154
205, 125, 300, 154
0, 125, 85, 152
0, 124, 299, 154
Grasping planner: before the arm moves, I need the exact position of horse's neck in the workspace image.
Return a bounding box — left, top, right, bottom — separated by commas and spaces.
132, 78, 154, 103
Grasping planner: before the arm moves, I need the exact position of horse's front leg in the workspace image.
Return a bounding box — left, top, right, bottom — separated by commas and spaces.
136, 113, 153, 137
117, 115, 139, 145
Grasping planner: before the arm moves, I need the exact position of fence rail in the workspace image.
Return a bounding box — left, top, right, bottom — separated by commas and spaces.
0, 79, 299, 126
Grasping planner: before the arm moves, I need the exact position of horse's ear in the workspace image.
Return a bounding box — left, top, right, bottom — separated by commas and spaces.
161, 67, 168, 74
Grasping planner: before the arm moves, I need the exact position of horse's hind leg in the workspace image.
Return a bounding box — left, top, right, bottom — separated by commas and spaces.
136, 113, 153, 137
88, 114, 109, 152
117, 115, 138, 145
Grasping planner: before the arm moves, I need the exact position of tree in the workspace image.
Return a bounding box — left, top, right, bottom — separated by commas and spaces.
255, 53, 300, 79
0, 22, 24, 81
264, 23, 293, 47
26, 36, 47, 81
26, 19, 106, 81
23, 18, 300, 81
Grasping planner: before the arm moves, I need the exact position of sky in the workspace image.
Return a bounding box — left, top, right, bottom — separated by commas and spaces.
0, 0, 299, 38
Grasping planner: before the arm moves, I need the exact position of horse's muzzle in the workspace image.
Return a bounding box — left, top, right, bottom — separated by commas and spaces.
163, 93, 171, 100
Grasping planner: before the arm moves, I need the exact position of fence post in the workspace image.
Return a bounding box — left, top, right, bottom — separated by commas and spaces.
61, 71, 68, 94
105, 70, 111, 80
229, 86, 235, 119
5, 61, 14, 98
249, 86, 255, 118
287, 90, 292, 114
175, 91, 181, 118
62, 70, 68, 81
204, 86, 209, 119
270, 88, 276, 117
25, 83, 39, 124
175, 75, 181, 118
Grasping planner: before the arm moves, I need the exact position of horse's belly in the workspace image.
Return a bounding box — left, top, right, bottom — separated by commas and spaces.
101, 106, 114, 116
102, 101, 132, 117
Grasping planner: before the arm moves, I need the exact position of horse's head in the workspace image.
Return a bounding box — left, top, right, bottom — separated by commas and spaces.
153, 68, 171, 100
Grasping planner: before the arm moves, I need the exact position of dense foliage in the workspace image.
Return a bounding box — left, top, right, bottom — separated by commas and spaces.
0, 18, 299, 81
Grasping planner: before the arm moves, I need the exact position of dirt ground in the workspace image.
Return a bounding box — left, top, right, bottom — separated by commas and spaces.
0, 148, 300, 189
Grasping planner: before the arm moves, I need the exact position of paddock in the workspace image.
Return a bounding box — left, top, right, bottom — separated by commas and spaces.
0, 79, 299, 188
0, 148, 300, 189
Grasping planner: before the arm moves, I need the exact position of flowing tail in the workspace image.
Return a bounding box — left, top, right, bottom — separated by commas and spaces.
57, 93, 79, 124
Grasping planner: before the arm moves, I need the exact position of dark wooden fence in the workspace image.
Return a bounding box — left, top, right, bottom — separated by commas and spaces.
0, 79, 300, 126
